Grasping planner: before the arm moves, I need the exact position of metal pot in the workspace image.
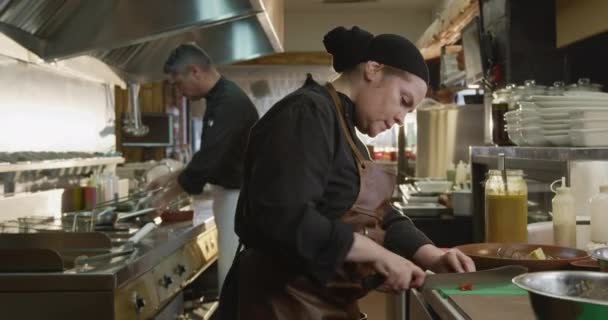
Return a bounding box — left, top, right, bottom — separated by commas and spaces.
513, 271, 608, 320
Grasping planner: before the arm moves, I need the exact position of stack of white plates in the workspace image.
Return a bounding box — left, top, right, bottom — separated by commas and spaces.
505, 91, 608, 147
504, 103, 546, 146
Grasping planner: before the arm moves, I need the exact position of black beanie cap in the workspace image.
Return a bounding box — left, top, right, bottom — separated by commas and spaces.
323, 26, 429, 84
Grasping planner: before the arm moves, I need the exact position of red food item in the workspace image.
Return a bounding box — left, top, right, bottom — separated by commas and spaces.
160, 210, 194, 223
459, 283, 474, 291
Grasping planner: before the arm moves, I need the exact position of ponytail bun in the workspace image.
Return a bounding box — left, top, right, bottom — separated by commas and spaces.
323, 26, 373, 73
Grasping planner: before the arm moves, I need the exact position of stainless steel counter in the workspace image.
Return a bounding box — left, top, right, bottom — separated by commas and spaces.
0, 215, 215, 292
470, 146, 608, 161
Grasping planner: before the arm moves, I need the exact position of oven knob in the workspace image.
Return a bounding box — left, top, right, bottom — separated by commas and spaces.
133, 294, 146, 314
161, 275, 173, 288
175, 264, 187, 276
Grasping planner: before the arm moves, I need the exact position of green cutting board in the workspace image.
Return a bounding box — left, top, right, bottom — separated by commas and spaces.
438, 283, 527, 297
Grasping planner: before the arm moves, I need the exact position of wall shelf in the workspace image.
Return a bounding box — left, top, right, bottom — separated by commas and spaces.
0, 157, 124, 173
470, 146, 608, 162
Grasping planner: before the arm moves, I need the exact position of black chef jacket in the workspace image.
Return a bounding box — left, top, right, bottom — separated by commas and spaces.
178, 77, 259, 194
235, 76, 432, 284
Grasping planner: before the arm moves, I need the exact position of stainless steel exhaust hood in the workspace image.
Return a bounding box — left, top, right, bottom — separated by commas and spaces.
0, 0, 283, 82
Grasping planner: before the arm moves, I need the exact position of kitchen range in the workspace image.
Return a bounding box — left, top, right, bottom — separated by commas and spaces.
0, 190, 219, 319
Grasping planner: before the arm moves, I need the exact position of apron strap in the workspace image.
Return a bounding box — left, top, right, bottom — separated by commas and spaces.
325, 83, 368, 168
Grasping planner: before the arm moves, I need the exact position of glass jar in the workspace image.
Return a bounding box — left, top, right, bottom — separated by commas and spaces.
484, 169, 528, 242
491, 88, 514, 146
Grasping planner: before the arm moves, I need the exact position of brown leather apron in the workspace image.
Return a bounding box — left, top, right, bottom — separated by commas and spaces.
236, 83, 397, 320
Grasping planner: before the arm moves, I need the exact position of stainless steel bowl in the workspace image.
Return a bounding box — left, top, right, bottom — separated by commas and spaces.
592, 247, 608, 272
513, 271, 608, 320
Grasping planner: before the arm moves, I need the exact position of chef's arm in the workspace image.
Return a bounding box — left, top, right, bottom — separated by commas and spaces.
150, 177, 185, 211
347, 233, 427, 290
413, 244, 476, 273
381, 204, 475, 273
345, 232, 385, 262
146, 169, 182, 191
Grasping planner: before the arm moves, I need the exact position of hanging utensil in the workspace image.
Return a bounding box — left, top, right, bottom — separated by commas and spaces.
498, 153, 508, 194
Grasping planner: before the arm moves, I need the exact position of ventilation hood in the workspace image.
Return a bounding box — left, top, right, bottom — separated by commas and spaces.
0, 0, 283, 83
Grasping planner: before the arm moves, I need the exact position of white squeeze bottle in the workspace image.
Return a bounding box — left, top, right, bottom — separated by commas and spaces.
590, 185, 608, 243
551, 177, 576, 247
455, 161, 467, 188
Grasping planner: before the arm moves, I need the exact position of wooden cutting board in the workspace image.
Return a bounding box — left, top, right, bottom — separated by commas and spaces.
448, 295, 536, 320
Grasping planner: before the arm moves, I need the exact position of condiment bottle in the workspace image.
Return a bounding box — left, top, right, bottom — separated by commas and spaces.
551, 177, 576, 247
590, 185, 608, 243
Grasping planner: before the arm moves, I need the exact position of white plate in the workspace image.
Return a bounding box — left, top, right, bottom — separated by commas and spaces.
545, 134, 571, 146
564, 91, 608, 98
541, 119, 569, 125
535, 101, 608, 108
516, 101, 539, 112
539, 106, 608, 114
569, 110, 608, 120
520, 127, 548, 146
543, 129, 569, 136
530, 95, 608, 102
569, 119, 608, 129
540, 113, 569, 120
570, 128, 608, 147
541, 123, 569, 130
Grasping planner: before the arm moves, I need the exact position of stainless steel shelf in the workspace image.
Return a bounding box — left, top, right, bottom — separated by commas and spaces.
470, 146, 608, 161
0, 157, 124, 173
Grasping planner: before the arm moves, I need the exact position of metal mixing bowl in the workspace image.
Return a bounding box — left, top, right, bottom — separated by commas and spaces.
592, 247, 608, 272
513, 271, 608, 320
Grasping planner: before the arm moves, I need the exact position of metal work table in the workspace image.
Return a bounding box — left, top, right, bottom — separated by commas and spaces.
470, 146, 608, 242
470, 146, 608, 161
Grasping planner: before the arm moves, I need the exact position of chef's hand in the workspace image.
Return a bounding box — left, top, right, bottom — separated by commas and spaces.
373, 250, 426, 293
146, 171, 179, 191
148, 182, 184, 216
346, 233, 425, 292
413, 244, 476, 273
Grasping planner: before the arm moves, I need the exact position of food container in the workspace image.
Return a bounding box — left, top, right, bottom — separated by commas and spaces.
160, 210, 194, 223
455, 243, 589, 271
513, 271, 608, 320
414, 180, 453, 194
569, 128, 608, 147
591, 247, 608, 272
570, 258, 600, 271
485, 169, 528, 242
